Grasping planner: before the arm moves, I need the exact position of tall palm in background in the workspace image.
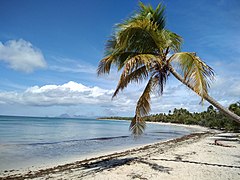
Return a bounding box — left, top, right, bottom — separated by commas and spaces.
97, 2, 240, 136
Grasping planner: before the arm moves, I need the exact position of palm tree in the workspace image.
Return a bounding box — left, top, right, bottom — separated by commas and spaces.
97, 2, 240, 136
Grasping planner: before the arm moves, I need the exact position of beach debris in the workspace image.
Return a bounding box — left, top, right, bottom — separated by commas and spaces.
209, 133, 239, 147
213, 140, 236, 147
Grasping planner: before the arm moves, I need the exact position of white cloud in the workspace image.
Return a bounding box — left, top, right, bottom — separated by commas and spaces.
0, 76, 239, 117
0, 81, 116, 106
0, 39, 46, 73
0, 81, 138, 116
208, 75, 240, 106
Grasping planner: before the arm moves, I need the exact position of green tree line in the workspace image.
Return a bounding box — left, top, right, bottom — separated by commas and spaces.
99, 102, 240, 132
143, 102, 240, 132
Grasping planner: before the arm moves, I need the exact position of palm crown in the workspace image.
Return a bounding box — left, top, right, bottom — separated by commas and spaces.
98, 2, 240, 136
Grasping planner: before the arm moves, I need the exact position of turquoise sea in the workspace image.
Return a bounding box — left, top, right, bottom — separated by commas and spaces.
0, 115, 193, 171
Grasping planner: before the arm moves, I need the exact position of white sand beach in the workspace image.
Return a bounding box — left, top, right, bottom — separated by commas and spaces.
1, 130, 239, 180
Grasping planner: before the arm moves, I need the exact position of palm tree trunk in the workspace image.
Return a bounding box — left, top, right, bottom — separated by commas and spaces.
169, 66, 240, 124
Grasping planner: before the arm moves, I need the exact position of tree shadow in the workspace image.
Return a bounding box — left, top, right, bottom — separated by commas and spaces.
138, 159, 172, 174
82, 157, 173, 175
82, 157, 137, 172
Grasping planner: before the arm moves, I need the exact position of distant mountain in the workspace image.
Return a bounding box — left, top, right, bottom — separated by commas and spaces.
58, 114, 98, 119
73, 115, 89, 118
58, 113, 71, 118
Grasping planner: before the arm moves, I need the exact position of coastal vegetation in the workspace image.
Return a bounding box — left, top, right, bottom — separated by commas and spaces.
97, 2, 240, 136
99, 102, 240, 132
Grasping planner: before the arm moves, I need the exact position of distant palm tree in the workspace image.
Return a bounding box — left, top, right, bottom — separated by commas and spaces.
97, 2, 240, 136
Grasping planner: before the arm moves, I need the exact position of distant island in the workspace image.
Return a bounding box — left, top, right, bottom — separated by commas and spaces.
98, 102, 240, 132
58, 114, 96, 119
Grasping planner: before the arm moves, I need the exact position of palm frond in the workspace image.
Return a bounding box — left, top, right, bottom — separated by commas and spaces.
126, 2, 166, 30
98, 2, 182, 76
112, 65, 148, 98
112, 53, 161, 98
168, 52, 214, 102
97, 36, 118, 75
116, 20, 182, 58
130, 115, 146, 137
151, 62, 169, 95
104, 35, 117, 56
161, 30, 182, 53
136, 78, 154, 117
124, 53, 160, 71
130, 77, 157, 136
117, 19, 164, 54
108, 51, 141, 71
98, 20, 163, 75
97, 56, 114, 75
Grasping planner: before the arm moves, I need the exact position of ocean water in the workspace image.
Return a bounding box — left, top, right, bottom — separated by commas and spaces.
0, 116, 193, 171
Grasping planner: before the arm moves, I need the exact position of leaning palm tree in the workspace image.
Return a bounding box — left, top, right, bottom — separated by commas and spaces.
97, 2, 240, 136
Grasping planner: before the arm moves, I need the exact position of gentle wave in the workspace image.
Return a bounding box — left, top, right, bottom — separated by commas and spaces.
2, 135, 130, 147
25, 135, 130, 146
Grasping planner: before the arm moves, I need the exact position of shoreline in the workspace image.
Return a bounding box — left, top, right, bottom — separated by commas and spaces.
0, 122, 206, 173
0, 132, 214, 179
1, 126, 239, 179
147, 121, 210, 132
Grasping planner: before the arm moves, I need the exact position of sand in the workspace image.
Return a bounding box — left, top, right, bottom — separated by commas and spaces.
1, 130, 239, 180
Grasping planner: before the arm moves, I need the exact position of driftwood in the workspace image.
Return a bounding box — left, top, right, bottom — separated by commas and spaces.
209, 133, 239, 147
213, 140, 235, 147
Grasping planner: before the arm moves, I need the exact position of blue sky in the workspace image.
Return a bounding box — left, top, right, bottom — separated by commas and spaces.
0, 0, 239, 117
